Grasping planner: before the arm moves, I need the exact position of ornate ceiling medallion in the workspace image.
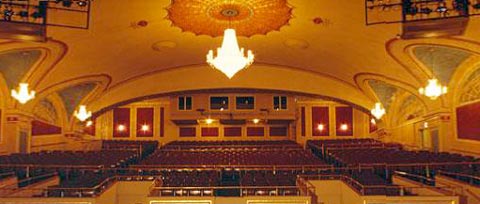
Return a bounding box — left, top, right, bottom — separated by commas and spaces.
167, 0, 293, 37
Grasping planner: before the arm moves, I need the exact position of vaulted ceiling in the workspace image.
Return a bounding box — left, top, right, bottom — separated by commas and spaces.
2, 0, 480, 112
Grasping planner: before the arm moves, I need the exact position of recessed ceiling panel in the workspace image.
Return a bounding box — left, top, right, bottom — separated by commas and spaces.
167, 0, 292, 37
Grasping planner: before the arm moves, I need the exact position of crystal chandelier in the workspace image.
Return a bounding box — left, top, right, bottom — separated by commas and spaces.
206, 28, 254, 78
370, 102, 386, 120
11, 83, 35, 104
419, 78, 447, 100
74, 105, 92, 121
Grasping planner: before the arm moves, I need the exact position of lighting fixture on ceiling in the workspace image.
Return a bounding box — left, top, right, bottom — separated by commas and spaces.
74, 105, 92, 121
370, 102, 386, 120
419, 78, 447, 100
206, 28, 254, 79
11, 83, 35, 104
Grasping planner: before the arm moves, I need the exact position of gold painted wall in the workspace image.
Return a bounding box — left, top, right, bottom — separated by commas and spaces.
92, 93, 371, 146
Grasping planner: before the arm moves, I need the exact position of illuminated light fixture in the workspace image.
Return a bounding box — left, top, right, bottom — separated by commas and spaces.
74, 105, 92, 121
370, 118, 376, 125
340, 124, 348, 131
141, 124, 150, 132
205, 118, 214, 124
317, 124, 325, 131
11, 83, 35, 104
419, 78, 447, 100
206, 28, 254, 79
117, 124, 126, 132
423, 122, 429, 128
252, 118, 260, 124
86, 120, 93, 127
370, 102, 386, 120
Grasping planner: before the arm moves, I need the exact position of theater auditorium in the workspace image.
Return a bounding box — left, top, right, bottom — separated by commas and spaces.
0, 0, 479, 204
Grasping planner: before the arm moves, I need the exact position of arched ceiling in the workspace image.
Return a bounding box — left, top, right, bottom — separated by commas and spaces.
2, 0, 480, 111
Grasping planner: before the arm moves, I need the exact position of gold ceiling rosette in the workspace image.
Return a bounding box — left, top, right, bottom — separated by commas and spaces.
167, 0, 293, 37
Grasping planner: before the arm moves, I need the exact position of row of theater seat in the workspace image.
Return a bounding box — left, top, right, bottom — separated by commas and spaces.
151, 170, 298, 187
166, 140, 298, 148
307, 139, 402, 158
102, 140, 158, 158
327, 148, 476, 166
0, 150, 138, 167
140, 149, 326, 166
308, 139, 479, 189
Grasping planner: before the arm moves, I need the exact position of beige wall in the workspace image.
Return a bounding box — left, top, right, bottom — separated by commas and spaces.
309, 180, 459, 204
436, 175, 480, 204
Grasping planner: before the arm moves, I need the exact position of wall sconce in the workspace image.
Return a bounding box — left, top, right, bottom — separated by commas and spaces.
252, 118, 260, 124
141, 124, 150, 132
86, 120, 93, 127
317, 124, 325, 131
340, 124, 348, 131
117, 124, 126, 132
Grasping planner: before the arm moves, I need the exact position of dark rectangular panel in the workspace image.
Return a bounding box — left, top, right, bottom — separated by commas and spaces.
172, 120, 198, 125
224, 127, 242, 137
247, 127, 264, 137
210, 96, 229, 110
301, 107, 306, 136
236, 96, 254, 110
335, 106, 353, 136
136, 108, 154, 137
31, 120, 61, 136
270, 126, 288, 136
273, 96, 287, 110
220, 119, 246, 125
267, 119, 292, 125
160, 107, 165, 137
312, 107, 330, 136
201, 127, 219, 137
457, 102, 480, 141
180, 127, 196, 137
113, 108, 130, 138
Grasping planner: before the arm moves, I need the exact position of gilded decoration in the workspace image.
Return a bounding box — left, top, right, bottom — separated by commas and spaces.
167, 0, 293, 37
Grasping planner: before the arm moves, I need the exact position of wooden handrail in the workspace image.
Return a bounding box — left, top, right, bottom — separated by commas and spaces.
393, 171, 435, 183
437, 170, 480, 181
151, 185, 298, 190
18, 172, 58, 184
0, 171, 15, 178
356, 161, 480, 168
159, 147, 304, 152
